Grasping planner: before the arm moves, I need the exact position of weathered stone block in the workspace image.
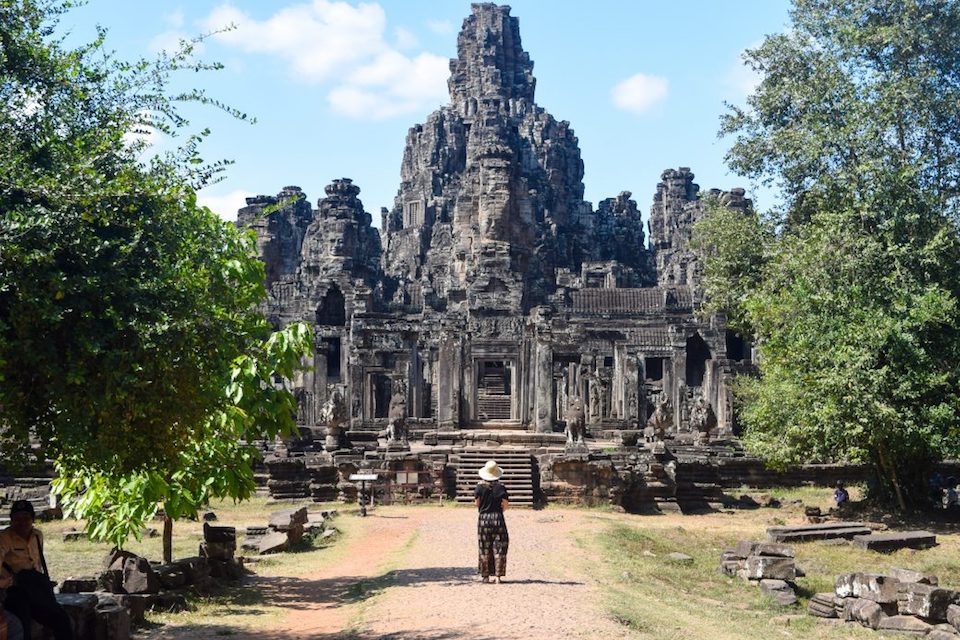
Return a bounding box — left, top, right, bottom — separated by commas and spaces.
744, 556, 795, 581
898, 583, 957, 621
853, 600, 885, 629
56, 593, 97, 640
154, 563, 187, 590
929, 624, 959, 639
97, 569, 123, 594
840, 572, 900, 603
259, 531, 289, 555
94, 602, 131, 640
947, 603, 960, 630
269, 507, 308, 531
173, 556, 211, 590
890, 567, 938, 585
878, 615, 932, 635
753, 542, 794, 558
119, 555, 159, 595
59, 576, 98, 593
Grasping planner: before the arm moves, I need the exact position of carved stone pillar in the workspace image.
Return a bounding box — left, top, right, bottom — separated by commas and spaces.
534, 339, 553, 433
437, 332, 461, 430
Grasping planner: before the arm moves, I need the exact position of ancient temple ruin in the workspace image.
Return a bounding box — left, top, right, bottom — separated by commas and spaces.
238, 3, 761, 510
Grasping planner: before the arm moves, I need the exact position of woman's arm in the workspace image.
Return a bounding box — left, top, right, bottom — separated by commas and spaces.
475, 497, 481, 508
501, 498, 509, 511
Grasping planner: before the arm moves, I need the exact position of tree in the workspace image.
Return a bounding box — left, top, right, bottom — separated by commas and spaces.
697, 0, 960, 509
0, 0, 312, 552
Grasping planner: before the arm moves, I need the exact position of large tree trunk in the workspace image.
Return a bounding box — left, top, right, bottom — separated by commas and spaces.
877, 445, 907, 512
163, 514, 173, 564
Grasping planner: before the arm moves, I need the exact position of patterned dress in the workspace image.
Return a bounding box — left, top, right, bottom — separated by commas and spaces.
475, 481, 509, 577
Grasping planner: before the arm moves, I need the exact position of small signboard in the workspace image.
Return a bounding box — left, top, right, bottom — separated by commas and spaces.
349, 473, 378, 481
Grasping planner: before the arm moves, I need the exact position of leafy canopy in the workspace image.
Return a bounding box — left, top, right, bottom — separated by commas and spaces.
0, 0, 312, 545
698, 0, 960, 508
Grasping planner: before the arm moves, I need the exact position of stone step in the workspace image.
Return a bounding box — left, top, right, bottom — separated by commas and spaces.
767, 522, 871, 543
852, 530, 936, 552
453, 448, 535, 507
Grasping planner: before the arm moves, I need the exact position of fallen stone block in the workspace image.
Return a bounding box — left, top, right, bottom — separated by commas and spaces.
269, 507, 308, 532
259, 531, 289, 555
853, 531, 937, 552
808, 593, 838, 618
898, 583, 957, 621
929, 624, 959, 639
853, 600, 886, 629
95, 601, 131, 640
758, 579, 797, 606
56, 593, 97, 640
744, 556, 796, 581
59, 576, 98, 593
835, 572, 900, 603
154, 563, 187, 590
947, 603, 960, 630
150, 592, 188, 613
767, 522, 871, 543
890, 567, 938, 585
878, 615, 933, 636
174, 556, 211, 590
97, 569, 124, 594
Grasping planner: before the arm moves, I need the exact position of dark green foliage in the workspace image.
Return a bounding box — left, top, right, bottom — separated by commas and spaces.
0, 0, 312, 546
698, 0, 960, 509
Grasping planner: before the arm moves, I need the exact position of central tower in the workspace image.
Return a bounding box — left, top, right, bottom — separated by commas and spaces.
382, 3, 588, 314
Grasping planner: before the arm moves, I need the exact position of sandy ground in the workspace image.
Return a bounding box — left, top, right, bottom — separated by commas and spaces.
150, 506, 638, 639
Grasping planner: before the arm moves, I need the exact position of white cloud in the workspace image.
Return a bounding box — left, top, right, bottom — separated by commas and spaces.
201, 1, 449, 120
149, 10, 200, 55
198, 189, 256, 222
426, 19, 454, 35
203, 1, 386, 81
610, 73, 669, 115
394, 26, 418, 49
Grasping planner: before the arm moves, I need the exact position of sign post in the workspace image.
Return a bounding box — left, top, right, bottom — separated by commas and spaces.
349, 472, 378, 516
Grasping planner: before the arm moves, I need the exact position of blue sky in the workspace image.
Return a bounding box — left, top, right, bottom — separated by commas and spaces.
65, 1, 792, 223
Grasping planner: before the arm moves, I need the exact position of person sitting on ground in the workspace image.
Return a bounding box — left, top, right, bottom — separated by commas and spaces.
833, 482, 849, 509
0, 501, 73, 640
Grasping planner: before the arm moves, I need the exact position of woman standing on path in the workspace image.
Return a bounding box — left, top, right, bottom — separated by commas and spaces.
475, 460, 509, 584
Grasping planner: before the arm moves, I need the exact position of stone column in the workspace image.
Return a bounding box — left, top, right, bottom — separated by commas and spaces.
534, 339, 553, 433
437, 332, 461, 430
624, 353, 639, 425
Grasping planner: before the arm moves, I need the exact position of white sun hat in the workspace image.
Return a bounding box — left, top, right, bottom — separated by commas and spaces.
478, 460, 503, 481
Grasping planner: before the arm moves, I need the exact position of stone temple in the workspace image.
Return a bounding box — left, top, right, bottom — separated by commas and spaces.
238, 3, 771, 510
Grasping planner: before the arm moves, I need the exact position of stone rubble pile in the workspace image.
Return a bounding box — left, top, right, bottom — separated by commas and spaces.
240, 507, 337, 555
51, 522, 254, 639
809, 568, 960, 637
720, 540, 801, 606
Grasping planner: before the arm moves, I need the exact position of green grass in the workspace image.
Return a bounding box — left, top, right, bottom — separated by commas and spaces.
586, 503, 960, 640
39, 496, 352, 636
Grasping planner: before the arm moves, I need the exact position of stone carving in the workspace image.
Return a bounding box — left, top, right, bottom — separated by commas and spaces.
563, 396, 586, 445
644, 397, 672, 443
386, 386, 408, 445
690, 395, 718, 446
319, 387, 347, 452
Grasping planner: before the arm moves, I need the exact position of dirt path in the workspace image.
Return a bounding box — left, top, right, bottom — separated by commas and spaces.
248, 506, 636, 639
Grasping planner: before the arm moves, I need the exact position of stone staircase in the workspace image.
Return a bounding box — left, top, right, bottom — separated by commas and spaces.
453, 449, 535, 507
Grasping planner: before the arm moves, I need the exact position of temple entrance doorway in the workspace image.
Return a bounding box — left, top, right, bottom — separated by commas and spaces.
475, 359, 514, 421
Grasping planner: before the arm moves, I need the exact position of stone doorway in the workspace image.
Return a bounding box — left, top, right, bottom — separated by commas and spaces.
475, 360, 514, 420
